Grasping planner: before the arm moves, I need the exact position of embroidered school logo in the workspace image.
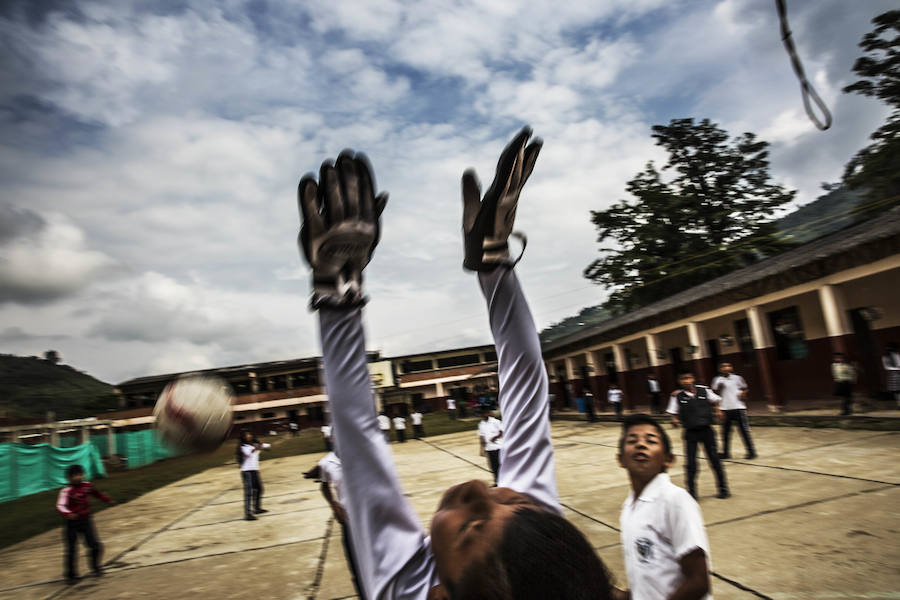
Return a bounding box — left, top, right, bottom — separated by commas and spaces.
636, 537, 654, 563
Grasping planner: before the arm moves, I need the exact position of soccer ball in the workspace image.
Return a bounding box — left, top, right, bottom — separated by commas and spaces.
153, 375, 234, 452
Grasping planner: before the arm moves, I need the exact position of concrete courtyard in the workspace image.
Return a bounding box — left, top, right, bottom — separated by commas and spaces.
0, 422, 897, 600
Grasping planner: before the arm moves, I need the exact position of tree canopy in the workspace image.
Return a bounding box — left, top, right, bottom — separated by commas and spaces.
842, 10, 900, 208
584, 118, 794, 314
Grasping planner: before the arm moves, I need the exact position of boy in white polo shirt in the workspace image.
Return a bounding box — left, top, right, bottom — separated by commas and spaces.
410, 409, 424, 439
477, 410, 503, 485
711, 362, 756, 460
392, 413, 407, 443
617, 414, 713, 600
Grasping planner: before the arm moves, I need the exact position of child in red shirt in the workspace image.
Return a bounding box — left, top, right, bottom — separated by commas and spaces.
56, 464, 115, 584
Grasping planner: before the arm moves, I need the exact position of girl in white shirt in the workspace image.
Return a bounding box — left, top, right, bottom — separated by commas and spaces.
298, 129, 613, 599
237, 431, 270, 520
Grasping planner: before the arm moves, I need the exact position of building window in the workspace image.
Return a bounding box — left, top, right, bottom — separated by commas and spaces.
768, 306, 809, 360
261, 412, 276, 419
436, 353, 480, 369
291, 372, 317, 387
232, 380, 251, 394
483, 351, 497, 362
402, 359, 433, 373
234, 414, 245, 421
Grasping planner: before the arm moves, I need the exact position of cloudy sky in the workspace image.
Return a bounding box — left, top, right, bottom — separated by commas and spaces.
0, 0, 893, 384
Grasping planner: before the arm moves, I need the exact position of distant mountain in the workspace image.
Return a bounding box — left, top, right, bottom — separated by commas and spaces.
776, 185, 869, 245
0, 354, 119, 421
539, 305, 613, 346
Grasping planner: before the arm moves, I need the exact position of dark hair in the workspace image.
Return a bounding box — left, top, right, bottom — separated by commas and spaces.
619, 414, 671, 455
678, 369, 694, 377
66, 464, 84, 479
451, 508, 613, 600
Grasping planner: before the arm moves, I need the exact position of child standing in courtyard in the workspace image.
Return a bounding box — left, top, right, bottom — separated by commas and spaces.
667, 371, 730, 500
56, 464, 115, 584
608, 383, 624, 419
410, 409, 424, 439
617, 414, 714, 599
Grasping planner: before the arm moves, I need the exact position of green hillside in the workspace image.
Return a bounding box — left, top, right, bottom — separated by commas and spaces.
776, 186, 869, 244
0, 354, 119, 421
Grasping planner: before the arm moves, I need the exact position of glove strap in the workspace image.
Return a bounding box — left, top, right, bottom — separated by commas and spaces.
309, 275, 368, 310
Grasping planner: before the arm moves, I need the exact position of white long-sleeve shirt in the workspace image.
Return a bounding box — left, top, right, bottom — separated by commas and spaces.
318, 267, 558, 600
239, 442, 270, 471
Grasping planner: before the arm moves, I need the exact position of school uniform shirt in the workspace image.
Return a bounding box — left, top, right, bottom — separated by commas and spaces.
321, 424, 332, 438
446, 398, 456, 410
318, 267, 559, 600
831, 362, 856, 383
666, 386, 722, 414
648, 379, 660, 393
240, 443, 271, 471
710, 374, 747, 410
56, 481, 111, 519
608, 389, 624, 404
410, 413, 423, 426
377, 415, 391, 431
318, 452, 345, 505
478, 417, 503, 451
620, 473, 713, 600
393, 417, 406, 430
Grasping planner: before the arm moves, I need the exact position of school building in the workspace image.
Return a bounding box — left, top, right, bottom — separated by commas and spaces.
108, 345, 498, 434
377, 344, 499, 415
111, 356, 329, 435
541, 207, 900, 412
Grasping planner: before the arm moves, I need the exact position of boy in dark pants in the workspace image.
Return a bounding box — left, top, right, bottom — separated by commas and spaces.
667, 371, 730, 499
56, 464, 115, 584
711, 361, 756, 459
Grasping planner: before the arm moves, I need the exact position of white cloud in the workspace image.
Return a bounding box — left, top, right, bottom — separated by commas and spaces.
0, 0, 894, 383
0, 209, 121, 303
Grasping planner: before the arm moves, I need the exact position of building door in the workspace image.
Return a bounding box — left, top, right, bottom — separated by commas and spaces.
848, 308, 881, 398
604, 352, 618, 385
706, 339, 721, 371
669, 347, 683, 373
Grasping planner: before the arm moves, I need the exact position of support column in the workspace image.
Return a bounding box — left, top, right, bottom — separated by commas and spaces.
818, 285, 852, 354
107, 425, 116, 457
79, 426, 90, 445
583, 351, 598, 396
435, 381, 445, 397
687, 322, 713, 384
747, 306, 780, 410
49, 426, 60, 447
645, 334, 665, 408
564, 357, 578, 408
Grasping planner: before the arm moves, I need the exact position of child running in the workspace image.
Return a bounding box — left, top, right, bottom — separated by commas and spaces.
56, 464, 115, 584
296, 128, 613, 599
617, 414, 714, 599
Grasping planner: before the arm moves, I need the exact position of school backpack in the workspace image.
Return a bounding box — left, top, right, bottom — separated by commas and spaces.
677, 386, 713, 429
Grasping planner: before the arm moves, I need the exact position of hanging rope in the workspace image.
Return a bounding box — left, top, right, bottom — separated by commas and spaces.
775, 0, 832, 130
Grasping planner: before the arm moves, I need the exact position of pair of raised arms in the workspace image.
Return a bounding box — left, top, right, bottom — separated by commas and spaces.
296, 128, 542, 308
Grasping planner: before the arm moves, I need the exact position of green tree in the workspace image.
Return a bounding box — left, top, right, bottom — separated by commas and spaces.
584, 118, 795, 313
842, 10, 900, 208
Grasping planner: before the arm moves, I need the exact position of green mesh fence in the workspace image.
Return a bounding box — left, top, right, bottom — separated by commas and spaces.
0, 442, 106, 503
114, 429, 181, 469
0, 430, 182, 502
